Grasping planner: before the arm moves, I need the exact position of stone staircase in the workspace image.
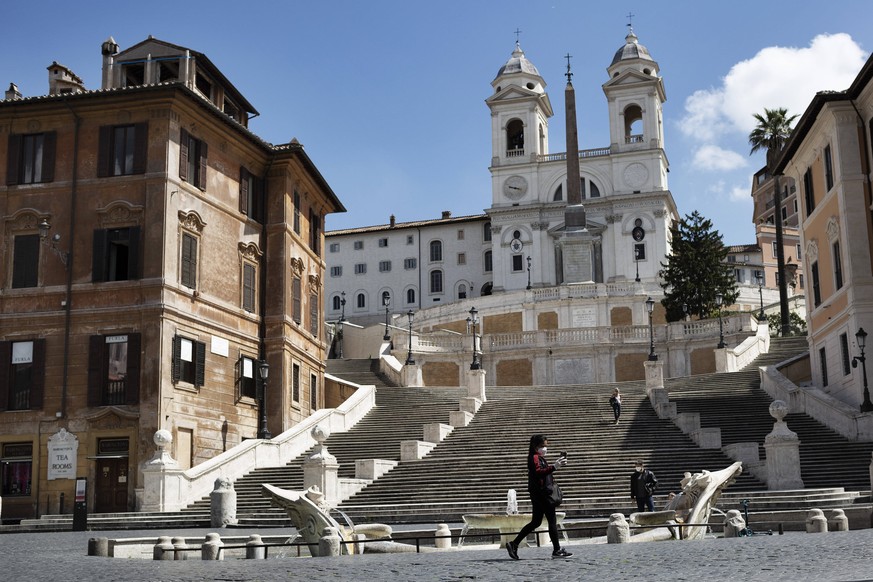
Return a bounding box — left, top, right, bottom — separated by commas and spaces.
14, 341, 872, 531
666, 336, 873, 491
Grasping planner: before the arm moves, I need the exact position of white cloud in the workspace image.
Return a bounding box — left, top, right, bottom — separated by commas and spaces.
729, 185, 749, 202
692, 145, 748, 171
679, 33, 868, 141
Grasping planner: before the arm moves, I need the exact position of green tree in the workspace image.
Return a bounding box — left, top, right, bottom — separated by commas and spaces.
749, 107, 798, 336
659, 210, 738, 322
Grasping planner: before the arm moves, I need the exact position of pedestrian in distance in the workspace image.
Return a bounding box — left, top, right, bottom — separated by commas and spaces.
609, 388, 622, 424
505, 434, 573, 560
630, 460, 658, 512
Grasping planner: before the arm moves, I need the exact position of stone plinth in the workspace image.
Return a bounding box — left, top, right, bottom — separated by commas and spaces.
449, 410, 474, 427
466, 368, 487, 401
354, 459, 397, 480
691, 427, 721, 449
644, 360, 665, 392
303, 426, 340, 507
423, 423, 453, 444
400, 440, 436, 461
460, 397, 482, 414
402, 363, 423, 387
764, 400, 804, 490
209, 477, 238, 527
559, 229, 595, 284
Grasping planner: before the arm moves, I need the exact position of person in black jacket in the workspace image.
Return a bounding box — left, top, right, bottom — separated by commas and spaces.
505, 434, 573, 560
630, 461, 658, 512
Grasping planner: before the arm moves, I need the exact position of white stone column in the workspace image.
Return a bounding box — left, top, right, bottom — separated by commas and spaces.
764, 400, 804, 490
466, 368, 487, 401
303, 426, 340, 507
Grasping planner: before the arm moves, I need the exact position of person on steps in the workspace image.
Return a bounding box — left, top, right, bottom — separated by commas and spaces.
505, 434, 573, 560
609, 388, 622, 424
630, 461, 658, 512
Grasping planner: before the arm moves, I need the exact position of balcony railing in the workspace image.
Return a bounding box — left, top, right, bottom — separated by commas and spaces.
506, 148, 526, 158
625, 134, 644, 144
537, 147, 611, 163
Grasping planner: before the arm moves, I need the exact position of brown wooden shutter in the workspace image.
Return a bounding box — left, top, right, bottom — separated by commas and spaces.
243, 263, 255, 312
30, 339, 45, 409
6, 133, 21, 185
127, 226, 141, 280
132, 122, 148, 175
0, 341, 10, 411
87, 335, 104, 406
12, 234, 39, 288
194, 341, 206, 387
198, 141, 208, 190
41, 132, 56, 183
239, 167, 249, 215
172, 336, 181, 383
97, 125, 112, 177
292, 277, 302, 323
125, 333, 141, 405
92, 229, 108, 282
179, 128, 189, 183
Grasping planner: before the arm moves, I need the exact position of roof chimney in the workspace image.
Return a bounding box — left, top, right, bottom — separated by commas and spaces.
389, 214, 396, 227
5, 83, 22, 100
441, 210, 452, 219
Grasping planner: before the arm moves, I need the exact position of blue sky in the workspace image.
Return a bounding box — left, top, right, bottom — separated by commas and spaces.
3, 1, 871, 245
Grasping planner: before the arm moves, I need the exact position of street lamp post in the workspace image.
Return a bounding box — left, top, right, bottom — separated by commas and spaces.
340, 291, 346, 322
634, 247, 640, 283
383, 294, 391, 341
257, 360, 271, 439
853, 328, 873, 413
646, 296, 657, 361
715, 292, 726, 349
468, 307, 481, 370
405, 310, 415, 365
526, 256, 532, 290
336, 319, 344, 359
756, 272, 766, 321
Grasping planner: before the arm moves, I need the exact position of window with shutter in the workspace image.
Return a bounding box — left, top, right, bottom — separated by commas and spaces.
292, 277, 302, 323
172, 335, 205, 387
0, 340, 44, 411
6, 132, 56, 185
238, 355, 257, 399
292, 363, 300, 402
12, 234, 39, 288
310, 374, 318, 410
181, 233, 197, 289
309, 292, 319, 337
86, 334, 139, 406
93, 227, 141, 282
97, 124, 147, 177
179, 128, 207, 190
243, 263, 256, 312
293, 191, 301, 234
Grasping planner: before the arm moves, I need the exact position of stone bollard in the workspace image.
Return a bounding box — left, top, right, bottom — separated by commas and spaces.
172, 536, 189, 560
201, 533, 224, 561
722, 510, 746, 538
210, 477, 238, 527
153, 536, 174, 560
434, 523, 452, 549
830, 509, 850, 532
87, 537, 109, 557
318, 526, 342, 557
351, 533, 366, 555
607, 513, 629, 544
806, 509, 828, 533
246, 534, 266, 559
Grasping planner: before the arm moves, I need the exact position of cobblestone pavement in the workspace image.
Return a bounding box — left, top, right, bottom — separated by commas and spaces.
4, 526, 873, 581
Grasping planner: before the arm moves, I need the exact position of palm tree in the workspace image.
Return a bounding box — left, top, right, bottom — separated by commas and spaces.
749, 107, 798, 336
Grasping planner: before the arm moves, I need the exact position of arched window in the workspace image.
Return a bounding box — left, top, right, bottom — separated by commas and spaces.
406, 288, 416, 304
429, 240, 442, 262
483, 222, 492, 242
484, 250, 492, 273
430, 270, 443, 293
506, 119, 524, 153
381, 290, 391, 306
538, 123, 546, 154
356, 293, 366, 309
624, 104, 643, 143
332, 295, 340, 310
458, 284, 467, 300
589, 180, 601, 198
553, 184, 563, 201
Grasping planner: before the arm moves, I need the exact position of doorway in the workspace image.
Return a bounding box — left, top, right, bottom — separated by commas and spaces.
94, 457, 129, 513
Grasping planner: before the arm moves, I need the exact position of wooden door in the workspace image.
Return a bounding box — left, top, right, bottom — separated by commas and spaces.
95, 457, 129, 513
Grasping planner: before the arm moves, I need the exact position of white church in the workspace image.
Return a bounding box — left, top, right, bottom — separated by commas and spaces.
325, 29, 742, 386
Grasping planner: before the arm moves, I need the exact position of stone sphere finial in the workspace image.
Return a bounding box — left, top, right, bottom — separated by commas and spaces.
154, 429, 173, 448
769, 400, 788, 422
311, 425, 329, 444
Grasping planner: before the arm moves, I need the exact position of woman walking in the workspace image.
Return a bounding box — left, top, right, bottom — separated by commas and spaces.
609, 388, 622, 424
505, 434, 573, 560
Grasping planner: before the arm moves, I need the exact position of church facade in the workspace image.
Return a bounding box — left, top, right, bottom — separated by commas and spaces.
326, 29, 677, 324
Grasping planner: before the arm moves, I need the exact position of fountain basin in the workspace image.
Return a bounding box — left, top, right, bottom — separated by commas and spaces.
459, 513, 567, 548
